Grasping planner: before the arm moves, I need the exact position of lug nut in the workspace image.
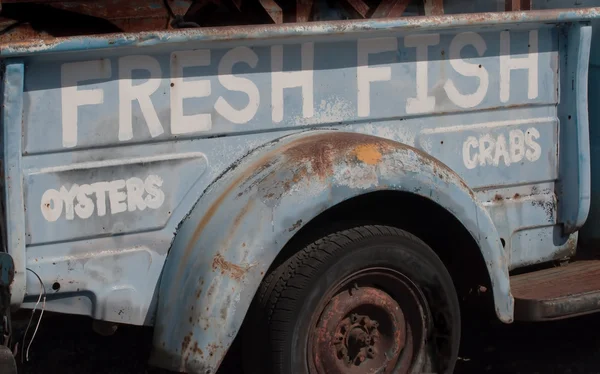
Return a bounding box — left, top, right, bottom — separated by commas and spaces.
367, 347, 376, 358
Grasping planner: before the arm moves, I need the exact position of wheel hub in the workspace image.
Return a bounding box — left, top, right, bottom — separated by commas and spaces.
312, 285, 406, 374
335, 314, 379, 365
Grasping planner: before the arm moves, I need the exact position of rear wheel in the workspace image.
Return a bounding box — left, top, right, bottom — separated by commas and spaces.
243, 225, 460, 374
0, 346, 17, 374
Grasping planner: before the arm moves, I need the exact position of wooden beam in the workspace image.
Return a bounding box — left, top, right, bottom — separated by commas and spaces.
505, 0, 532, 11
258, 0, 282, 23
423, 0, 443, 15
296, 0, 313, 22
230, 0, 242, 11
343, 0, 370, 18
372, 0, 411, 18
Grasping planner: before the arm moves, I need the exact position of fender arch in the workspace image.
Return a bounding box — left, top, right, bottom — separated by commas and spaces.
150, 131, 512, 373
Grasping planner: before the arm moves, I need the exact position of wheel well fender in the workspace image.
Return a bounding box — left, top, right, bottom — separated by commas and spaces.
150, 131, 512, 373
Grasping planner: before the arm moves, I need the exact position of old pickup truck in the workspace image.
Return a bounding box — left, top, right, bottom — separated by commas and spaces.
1, 0, 599, 373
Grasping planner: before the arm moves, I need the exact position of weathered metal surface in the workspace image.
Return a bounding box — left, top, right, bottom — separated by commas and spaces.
2, 8, 600, 57
557, 24, 592, 234
2, 63, 26, 307
309, 269, 419, 374
478, 186, 576, 269
0, 6, 595, 374
512, 260, 600, 321
152, 130, 509, 373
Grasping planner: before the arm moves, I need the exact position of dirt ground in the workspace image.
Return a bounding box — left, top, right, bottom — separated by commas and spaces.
14, 311, 600, 374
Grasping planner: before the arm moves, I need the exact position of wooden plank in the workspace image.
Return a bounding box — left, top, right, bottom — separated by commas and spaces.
296, 0, 313, 22
343, 0, 370, 18
231, 0, 242, 11
505, 0, 532, 11
372, 0, 411, 18
423, 0, 443, 15
259, 0, 283, 23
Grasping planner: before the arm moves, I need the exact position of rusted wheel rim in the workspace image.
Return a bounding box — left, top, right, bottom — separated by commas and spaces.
309, 268, 428, 374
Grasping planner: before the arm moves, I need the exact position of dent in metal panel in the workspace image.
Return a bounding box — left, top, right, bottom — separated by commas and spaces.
20, 131, 288, 325
482, 190, 574, 268
510, 228, 576, 267
2, 62, 26, 307
151, 131, 511, 373
557, 24, 592, 233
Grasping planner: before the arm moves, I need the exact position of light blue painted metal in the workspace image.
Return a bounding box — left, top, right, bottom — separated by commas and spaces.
2, 63, 26, 307
151, 130, 511, 373
1, 8, 599, 57
557, 24, 592, 234
0, 7, 595, 374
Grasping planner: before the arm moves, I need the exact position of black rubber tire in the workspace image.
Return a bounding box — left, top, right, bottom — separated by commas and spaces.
0, 346, 17, 374
242, 225, 461, 374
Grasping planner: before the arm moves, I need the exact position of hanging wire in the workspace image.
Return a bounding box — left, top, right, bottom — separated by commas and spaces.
22, 268, 46, 363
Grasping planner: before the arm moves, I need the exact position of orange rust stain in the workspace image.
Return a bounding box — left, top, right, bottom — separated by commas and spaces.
354, 144, 382, 165
212, 253, 247, 281
232, 199, 255, 234
178, 132, 399, 278
178, 149, 276, 277
181, 332, 193, 355
193, 342, 204, 356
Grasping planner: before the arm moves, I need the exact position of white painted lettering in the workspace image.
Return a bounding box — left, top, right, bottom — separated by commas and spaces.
271, 43, 314, 122
40, 189, 63, 222
444, 32, 489, 109
59, 185, 79, 221
61, 59, 111, 148
493, 134, 511, 166
92, 182, 109, 217
405, 34, 440, 114
126, 177, 147, 212
57, 30, 549, 148
509, 129, 525, 163
170, 50, 212, 134
215, 47, 260, 124
462, 127, 542, 168
478, 134, 495, 166
525, 127, 541, 161
119, 55, 164, 141
41, 175, 165, 222
500, 30, 539, 103
357, 37, 397, 117
75, 184, 94, 219
144, 174, 165, 209
108, 180, 127, 214
462, 136, 479, 170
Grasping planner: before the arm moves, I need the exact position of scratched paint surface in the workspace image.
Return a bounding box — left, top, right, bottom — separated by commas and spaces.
22, 25, 559, 251
18, 25, 561, 320
0, 10, 594, 373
